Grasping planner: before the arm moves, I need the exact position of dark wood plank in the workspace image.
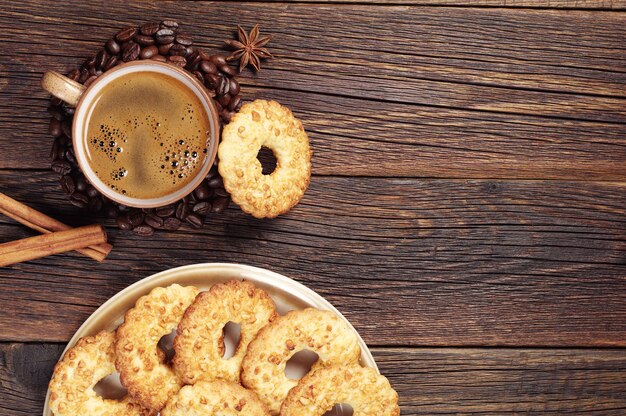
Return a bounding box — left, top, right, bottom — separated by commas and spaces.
275, 0, 626, 8
1, 2, 625, 119
2, 85, 626, 180
0, 170, 624, 346
2, 343, 625, 415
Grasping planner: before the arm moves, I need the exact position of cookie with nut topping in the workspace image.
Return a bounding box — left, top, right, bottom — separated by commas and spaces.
280, 364, 400, 416
161, 380, 270, 415
241, 308, 361, 414
218, 99, 312, 218
49, 330, 153, 416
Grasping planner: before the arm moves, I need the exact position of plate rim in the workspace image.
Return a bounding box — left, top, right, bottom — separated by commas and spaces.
43, 262, 378, 415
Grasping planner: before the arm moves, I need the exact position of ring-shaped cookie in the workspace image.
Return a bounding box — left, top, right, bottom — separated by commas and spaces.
241, 308, 361, 414
115, 284, 199, 412
218, 99, 312, 218
280, 365, 400, 416
161, 380, 270, 415
173, 280, 277, 384
49, 330, 152, 416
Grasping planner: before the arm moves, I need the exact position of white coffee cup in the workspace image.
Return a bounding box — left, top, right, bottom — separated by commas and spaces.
42, 61, 220, 208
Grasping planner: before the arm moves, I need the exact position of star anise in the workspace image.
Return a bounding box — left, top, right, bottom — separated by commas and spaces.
225, 24, 273, 72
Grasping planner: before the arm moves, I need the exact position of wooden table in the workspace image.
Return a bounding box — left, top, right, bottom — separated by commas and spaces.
1, 1, 625, 414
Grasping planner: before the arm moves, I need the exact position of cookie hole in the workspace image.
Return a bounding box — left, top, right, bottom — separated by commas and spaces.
285, 349, 319, 380
157, 329, 177, 364
257, 146, 277, 175
323, 403, 354, 416
222, 321, 242, 359
94, 372, 127, 400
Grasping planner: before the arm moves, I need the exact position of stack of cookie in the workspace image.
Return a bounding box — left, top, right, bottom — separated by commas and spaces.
48, 280, 400, 415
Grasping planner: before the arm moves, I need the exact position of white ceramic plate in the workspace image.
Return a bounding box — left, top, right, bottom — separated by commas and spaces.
43, 263, 377, 415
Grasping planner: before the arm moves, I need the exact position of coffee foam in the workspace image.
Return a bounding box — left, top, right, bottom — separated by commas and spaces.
84, 71, 210, 199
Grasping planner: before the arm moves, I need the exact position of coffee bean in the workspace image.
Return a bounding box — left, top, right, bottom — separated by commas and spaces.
207, 166, 218, 179
62, 102, 75, 116
128, 211, 145, 227
51, 160, 71, 175
217, 76, 230, 96
50, 139, 61, 161
104, 204, 118, 218
168, 55, 186, 67
214, 100, 223, 113
229, 95, 241, 111
88, 66, 99, 76
116, 214, 132, 230
192, 70, 204, 83
78, 68, 89, 83
219, 63, 237, 77
199, 60, 217, 75
144, 213, 164, 229
135, 34, 155, 46
151, 55, 167, 63
185, 46, 195, 57
186, 50, 201, 70
158, 43, 173, 55
140, 45, 158, 59
212, 197, 230, 213
185, 213, 203, 228
169, 43, 187, 56
209, 54, 227, 66
61, 120, 72, 138
83, 55, 97, 69
49, 118, 63, 138
105, 39, 121, 55
95, 49, 108, 69
70, 192, 89, 208
227, 77, 240, 95
218, 94, 231, 107
116, 26, 137, 42
86, 186, 99, 198
48, 105, 65, 121
65, 148, 76, 164
207, 176, 224, 189
104, 55, 119, 70
140, 21, 160, 36
133, 224, 154, 236
84, 75, 98, 87
75, 175, 87, 192
156, 205, 176, 218
60, 175, 75, 194
220, 110, 232, 123
214, 188, 229, 197
193, 182, 211, 200
192, 201, 211, 215
118, 204, 130, 213
67, 69, 80, 81
175, 33, 193, 46
122, 42, 140, 61
88, 197, 103, 213
161, 20, 179, 29
204, 73, 219, 89
175, 202, 189, 220
155, 28, 175, 44
163, 217, 182, 230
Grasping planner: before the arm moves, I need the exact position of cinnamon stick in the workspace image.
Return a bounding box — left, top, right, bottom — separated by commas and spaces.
0, 192, 112, 261
0, 224, 108, 267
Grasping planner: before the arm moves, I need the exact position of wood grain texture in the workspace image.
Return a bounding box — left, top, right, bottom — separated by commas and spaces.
2, 343, 625, 415
273, 0, 626, 9
1, 2, 625, 179
2, 85, 626, 179
0, 170, 624, 345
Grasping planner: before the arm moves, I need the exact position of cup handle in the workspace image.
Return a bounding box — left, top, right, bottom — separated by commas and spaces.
41, 71, 86, 107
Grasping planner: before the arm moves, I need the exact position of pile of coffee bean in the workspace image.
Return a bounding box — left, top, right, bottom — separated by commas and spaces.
47, 20, 242, 236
